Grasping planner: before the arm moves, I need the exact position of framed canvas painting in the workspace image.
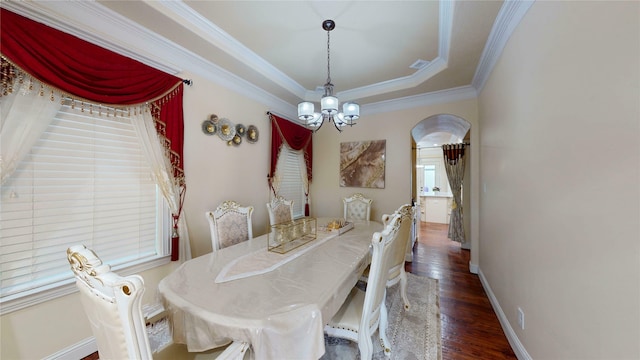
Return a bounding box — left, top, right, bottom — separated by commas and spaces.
340, 140, 386, 188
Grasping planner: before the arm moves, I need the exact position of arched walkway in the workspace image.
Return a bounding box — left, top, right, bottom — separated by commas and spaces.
411, 113, 473, 255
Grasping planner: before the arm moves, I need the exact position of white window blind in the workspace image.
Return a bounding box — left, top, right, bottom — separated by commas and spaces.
276, 146, 306, 219
0, 102, 167, 305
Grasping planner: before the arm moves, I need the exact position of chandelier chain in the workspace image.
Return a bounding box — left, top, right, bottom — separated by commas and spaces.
326, 30, 331, 86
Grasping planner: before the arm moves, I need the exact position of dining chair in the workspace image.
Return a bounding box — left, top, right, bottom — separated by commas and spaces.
66, 244, 249, 360
359, 204, 414, 313
382, 204, 414, 309
343, 193, 373, 221
266, 195, 294, 226
324, 212, 405, 360
206, 200, 254, 251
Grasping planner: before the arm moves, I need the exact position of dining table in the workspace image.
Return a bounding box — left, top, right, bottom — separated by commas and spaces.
157, 217, 383, 360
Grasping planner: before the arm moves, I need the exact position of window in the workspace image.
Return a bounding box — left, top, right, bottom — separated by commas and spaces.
275, 145, 306, 219
0, 102, 169, 313
423, 165, 436, 192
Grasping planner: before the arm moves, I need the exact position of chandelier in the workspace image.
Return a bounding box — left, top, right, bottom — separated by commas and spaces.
297, 20, 360, 132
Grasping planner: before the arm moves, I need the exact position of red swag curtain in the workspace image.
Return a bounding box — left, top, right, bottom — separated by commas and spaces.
269, 113, 313, 181
0, 9, 185, 183
269, 113, 313, 215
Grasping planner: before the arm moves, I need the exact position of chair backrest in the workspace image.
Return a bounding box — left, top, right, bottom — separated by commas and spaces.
343, 193, 372, 221
266, 195, 294, 226
386, 204, 414, 281
67, 244, 152, 360
360, 212, 404, 336
206, 201, 254, 251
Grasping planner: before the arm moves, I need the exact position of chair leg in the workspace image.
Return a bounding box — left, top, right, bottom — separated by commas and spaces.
217, 341, 249, 360
399, 270, 410, 310
379, 292, 391, 357
358, 326, 375, 360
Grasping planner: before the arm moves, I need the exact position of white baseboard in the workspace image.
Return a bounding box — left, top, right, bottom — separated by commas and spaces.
43, 337, 97, 360
477, 268, 532, 360
469, 262, 478, 274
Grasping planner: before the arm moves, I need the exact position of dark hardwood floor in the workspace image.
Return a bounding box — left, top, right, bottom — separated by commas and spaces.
408, 221, 516, 360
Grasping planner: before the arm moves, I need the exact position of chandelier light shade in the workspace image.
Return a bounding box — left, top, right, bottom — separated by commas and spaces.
298, 102, 315, 120
321, 95, 338, 115
343, 102, 360, 121
298, 19, 360, 132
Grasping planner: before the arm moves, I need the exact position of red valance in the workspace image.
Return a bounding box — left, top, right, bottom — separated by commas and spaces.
269, 113, 313, 182
0, 9, 180, 104
0, 9, 185, 184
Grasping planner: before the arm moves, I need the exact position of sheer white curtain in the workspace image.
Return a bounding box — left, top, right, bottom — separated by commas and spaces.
1, 79, 61, 184
132, 108, 191, 262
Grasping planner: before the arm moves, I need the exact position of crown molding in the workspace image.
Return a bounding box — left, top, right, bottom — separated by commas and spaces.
438, 0, 454, 60
155, 0, 454, 101
362, 85, 477, 116
145, 1, 307, 98
0, 1, 183, 75
336, 57, 449, 103
472, 0, 535, 93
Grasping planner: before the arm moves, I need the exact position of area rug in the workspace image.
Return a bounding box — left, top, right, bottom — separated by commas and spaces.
321, 273, 442, 360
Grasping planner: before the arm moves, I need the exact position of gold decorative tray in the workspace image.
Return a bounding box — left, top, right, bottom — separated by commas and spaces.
320, 219, 354, 235
267, 217, 317, 254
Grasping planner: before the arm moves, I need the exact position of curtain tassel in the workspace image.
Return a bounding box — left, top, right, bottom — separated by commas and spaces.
171, 214, 180, 261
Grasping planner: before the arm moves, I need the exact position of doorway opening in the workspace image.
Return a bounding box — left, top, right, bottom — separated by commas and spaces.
411, 114, 470, 249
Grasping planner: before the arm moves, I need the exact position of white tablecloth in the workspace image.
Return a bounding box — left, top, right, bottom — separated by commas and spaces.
158, 219, 382, 360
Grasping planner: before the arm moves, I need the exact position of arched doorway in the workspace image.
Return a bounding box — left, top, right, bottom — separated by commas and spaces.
411, 114, 471, 249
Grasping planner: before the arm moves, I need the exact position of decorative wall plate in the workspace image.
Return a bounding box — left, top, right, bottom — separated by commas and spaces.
236, 124, 246, 137
246, 125, 259, 143
201, 120, 217, 135
210, 114, 219, 123
217, 118, 236, 141
231, 134, 242, 146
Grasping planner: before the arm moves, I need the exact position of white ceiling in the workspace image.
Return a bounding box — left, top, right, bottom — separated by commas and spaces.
1, 0, 514, 147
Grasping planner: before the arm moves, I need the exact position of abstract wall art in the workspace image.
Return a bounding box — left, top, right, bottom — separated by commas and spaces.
339, 140, 386, 188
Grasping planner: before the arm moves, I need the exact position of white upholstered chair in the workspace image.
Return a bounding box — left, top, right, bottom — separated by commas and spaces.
324, 212, 405, 360
343, 193, 373, 221
67, 244, 249, 360
380, 204, 414, 310
360, 205, 413, 311
266, 195, 294, 226
206, 201, 254, 251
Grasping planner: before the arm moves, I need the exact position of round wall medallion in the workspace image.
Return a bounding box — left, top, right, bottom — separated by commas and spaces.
246, 125, 259, 143
217, 118, 236, 141
201, 120, 217, 135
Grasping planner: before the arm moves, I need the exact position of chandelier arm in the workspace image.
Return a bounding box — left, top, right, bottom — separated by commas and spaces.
333, 121, 343, 132
313, 116, 325, 132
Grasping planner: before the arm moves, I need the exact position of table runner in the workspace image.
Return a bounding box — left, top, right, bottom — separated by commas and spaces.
215, 230, 337, 283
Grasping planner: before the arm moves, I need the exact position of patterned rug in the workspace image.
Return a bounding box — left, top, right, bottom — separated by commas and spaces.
321, 273, 442, 360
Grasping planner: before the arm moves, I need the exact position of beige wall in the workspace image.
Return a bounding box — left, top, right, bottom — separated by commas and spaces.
478, 1, 639, 359
179, 71, 273, 258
